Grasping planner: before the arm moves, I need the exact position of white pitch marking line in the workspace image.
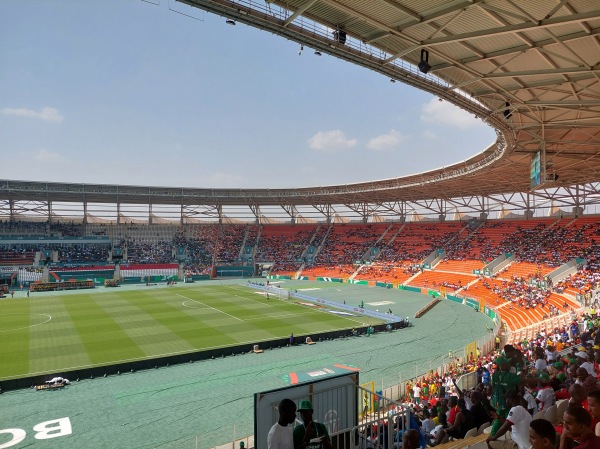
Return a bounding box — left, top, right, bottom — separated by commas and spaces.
0, 313, 52, 333
181, 300, 213, 310
176, 294, 242, 321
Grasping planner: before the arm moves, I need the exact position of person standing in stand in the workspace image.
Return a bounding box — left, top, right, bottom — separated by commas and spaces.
267, 398, 297, 449
293, 400, 332, 449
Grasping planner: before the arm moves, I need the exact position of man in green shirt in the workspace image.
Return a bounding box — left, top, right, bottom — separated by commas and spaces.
491, 356, 522, 420
293, 400, 332, 449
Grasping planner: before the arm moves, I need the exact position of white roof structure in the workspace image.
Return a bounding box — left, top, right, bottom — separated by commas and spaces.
1, 0, 600, 222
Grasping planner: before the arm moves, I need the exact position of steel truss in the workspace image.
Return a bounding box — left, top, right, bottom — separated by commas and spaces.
1, 183, 600, 223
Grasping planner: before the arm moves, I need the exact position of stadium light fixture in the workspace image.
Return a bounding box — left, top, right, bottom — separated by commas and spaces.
226, 19, 236, 25
418, 49, 431, 74
503, 102, 513, 119
390, 79, 396, 83
314, 50, 322, 56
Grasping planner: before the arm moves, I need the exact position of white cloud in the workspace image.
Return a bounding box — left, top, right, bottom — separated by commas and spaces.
308, 130, 357, 152
34, 149, 65, 162
367, 129, 407, 151
1, 106, 63, 123
423, 130, 437, 139
420, 98, 482, 129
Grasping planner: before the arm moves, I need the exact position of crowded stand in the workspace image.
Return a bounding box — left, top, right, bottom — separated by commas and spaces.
383, 308, 600, 449
55, 243, 110, 264
255, 225, 315, 274
1, 217, 600, 338
379, 222, 464, 263
214, 224, 247, 264
124, 241, 173, 264
314, 224, 386, 265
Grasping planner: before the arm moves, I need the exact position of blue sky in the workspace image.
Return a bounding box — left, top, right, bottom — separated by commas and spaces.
0, 0, 496, 189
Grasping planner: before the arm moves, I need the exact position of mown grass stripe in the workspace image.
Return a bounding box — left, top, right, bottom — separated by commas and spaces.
0, 284, 368, 379
28, 297, 92, 375
0, 300, 31, 376
60, 294, 146, 364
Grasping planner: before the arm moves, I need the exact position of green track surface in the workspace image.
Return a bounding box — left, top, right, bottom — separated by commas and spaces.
0, 280, 492, 449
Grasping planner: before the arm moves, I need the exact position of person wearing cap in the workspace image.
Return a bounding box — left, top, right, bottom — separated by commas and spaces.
268, 398, 297, 449
491, 355, 522, 420
535, 372, 555, 411
293, 400, 332, 449
555, 361, 569, 388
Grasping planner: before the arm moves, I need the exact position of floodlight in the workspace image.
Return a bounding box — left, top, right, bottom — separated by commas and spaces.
226, 19, 236, 25
418, 49, 431, 74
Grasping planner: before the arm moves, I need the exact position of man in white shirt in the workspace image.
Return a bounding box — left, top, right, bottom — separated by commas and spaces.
579, 353, 597, 376
486, 390, 532, 449
413, 384, 421, 404
268, 398, 297, 449
535, 373, 555, 411
545, 346, 558, 364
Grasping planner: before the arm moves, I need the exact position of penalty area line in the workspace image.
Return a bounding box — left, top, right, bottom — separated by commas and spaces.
176, 294, 242, 321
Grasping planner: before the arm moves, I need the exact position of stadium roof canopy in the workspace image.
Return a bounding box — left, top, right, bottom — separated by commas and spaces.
2, 0, 600, 221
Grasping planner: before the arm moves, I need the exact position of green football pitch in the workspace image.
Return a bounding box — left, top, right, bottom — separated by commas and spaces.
0, 282, 374, 380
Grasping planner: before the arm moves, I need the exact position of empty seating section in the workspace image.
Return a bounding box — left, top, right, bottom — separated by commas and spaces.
301, 264, 355, 279
435, 259, 484, 274
353, 262, 417, 284
0, 247, 36, 265
407, 271, 476, 292
498, 262, 553, 280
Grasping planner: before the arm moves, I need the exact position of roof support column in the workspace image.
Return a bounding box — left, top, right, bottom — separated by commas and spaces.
573, 185, 584, 217
480, 196, 488, 220
525, 192, 534, 219
249, 204, 261, 224
149, 203, 153, 224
